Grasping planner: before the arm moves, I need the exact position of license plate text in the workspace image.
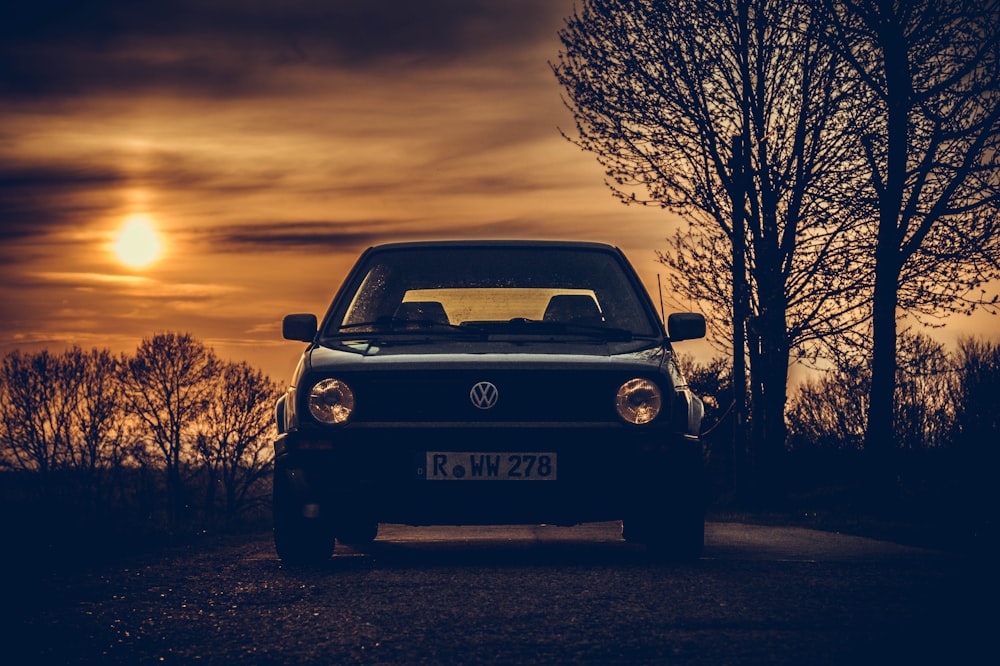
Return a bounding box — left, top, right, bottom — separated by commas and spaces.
424, 452, 558, 481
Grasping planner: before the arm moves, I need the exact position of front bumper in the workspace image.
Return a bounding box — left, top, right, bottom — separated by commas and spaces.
273, 423, 703, 526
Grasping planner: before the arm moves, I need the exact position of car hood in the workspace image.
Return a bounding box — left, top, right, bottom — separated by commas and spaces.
302, 340, 669, 374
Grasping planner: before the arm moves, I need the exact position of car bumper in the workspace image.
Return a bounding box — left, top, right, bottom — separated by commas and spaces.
273, 423, 703, 526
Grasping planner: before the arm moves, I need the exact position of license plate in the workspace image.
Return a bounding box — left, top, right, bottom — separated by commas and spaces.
423, 452, 557, 481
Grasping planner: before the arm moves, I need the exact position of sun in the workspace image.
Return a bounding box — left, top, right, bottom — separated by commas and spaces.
113, 214, 162, 268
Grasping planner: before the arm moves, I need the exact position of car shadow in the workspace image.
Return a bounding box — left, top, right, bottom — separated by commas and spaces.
269, 522, 707, 573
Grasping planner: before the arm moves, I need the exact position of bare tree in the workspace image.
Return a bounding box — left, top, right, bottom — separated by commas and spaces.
119, 332, 220, 526
822, 0, 1000, 485
63, 347, 130, 476
0, 350, 80, 477
787, 331, 955, 453
554, 0, 870, 501
894, 332, 957, 450
194, 361, 277, 526
787, 361, 870, 452
0, 346, 142, 526
78, 347, 140, 518
948, 337, 1000, 546
952, 337, 1000, 449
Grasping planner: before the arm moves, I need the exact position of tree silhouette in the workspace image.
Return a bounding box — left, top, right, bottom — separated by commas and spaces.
119, 332, 220, 527
787, 359, 869, 453
893, 333, 956, 451
194, 361, 277, 526
554, 0, 870, 502
0, 350, 79, 477
1, 337, 280, 550
822, 0, 1000, 491
64, 348, 129, 477
950, 337, 1000, 545
952, 338, 1000, 449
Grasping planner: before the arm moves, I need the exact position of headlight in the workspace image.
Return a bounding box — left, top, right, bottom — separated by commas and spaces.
615, 378, 662, 425
308, 378, 355, 425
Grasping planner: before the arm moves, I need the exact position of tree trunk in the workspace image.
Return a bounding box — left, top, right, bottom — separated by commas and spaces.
864, 256, 900, 503
730, 135, 751, 504
166, 462, 182, 528
167, 438, 183, 528
864, 0, 910, 506
748, 293, 790, 508
205, 467, 218, 529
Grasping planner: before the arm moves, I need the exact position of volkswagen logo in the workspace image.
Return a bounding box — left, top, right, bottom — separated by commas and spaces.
470, 381, 499, 410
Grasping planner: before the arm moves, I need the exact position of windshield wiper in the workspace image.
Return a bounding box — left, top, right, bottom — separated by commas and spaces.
333, 318, 487, 337
503, 318, 644, 341
332, 318, 647, 343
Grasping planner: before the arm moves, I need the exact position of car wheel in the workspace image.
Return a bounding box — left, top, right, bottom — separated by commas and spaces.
273, 473, 335, 565
627, 447, 706, 561
624, 503, 705, 561
335, 518, 379, 546
644, 509, 705, 561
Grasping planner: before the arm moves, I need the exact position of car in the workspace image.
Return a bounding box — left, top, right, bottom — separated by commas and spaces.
273, 240, 707, 563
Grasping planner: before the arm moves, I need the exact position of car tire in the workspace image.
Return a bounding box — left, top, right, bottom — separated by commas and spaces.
643, 508, 705, 561
623, 501, 705, 561
335, 519, 379, 547
629, 447, 706, 561
273, 472, 336, 565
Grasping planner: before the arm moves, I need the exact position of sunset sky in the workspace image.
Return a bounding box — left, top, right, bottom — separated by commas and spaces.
1, 0, 994, 382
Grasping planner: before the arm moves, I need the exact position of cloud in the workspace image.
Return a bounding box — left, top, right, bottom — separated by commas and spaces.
197, 220, 406, 251
0, 0, 568, 99
186, 213, 594, 255
28, 271, 154, 288
19, 271, 241, 305
0, 0, 579, 269
0, 0, 656, 382
0, 163, 127, 241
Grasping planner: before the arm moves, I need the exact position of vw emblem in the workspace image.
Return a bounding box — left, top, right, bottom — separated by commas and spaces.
470, 381, 499, 410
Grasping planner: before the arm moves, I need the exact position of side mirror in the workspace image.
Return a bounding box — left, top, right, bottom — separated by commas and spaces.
667, 312, 706, 342
282, 314, 318, 342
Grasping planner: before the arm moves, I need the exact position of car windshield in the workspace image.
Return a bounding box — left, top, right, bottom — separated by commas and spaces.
322, 246, 661, 340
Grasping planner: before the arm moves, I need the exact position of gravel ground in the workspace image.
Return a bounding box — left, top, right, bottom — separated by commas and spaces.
5, 523, 987, 665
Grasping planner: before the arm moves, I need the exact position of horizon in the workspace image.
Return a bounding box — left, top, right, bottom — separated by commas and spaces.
1, 0, 996, 383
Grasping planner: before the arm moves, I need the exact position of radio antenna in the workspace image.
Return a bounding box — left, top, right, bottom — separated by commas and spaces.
657, 274, 665, 322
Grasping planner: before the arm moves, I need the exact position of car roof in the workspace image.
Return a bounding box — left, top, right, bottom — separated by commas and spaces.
362, 239, 623, 253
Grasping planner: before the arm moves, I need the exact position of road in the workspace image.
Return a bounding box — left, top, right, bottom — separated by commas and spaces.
6, 522, 988, 665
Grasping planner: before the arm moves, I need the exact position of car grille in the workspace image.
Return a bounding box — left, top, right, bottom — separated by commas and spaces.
342, 370, 648, 424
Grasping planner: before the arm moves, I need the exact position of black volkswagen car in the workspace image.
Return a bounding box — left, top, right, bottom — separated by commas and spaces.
274, 240, 706, 562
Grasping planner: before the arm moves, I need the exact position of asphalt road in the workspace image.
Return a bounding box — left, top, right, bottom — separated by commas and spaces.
6, 522, 990, 665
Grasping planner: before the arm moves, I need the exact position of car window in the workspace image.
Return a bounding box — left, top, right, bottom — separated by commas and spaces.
400, 288, 600, 324
328, 247, 659, 337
